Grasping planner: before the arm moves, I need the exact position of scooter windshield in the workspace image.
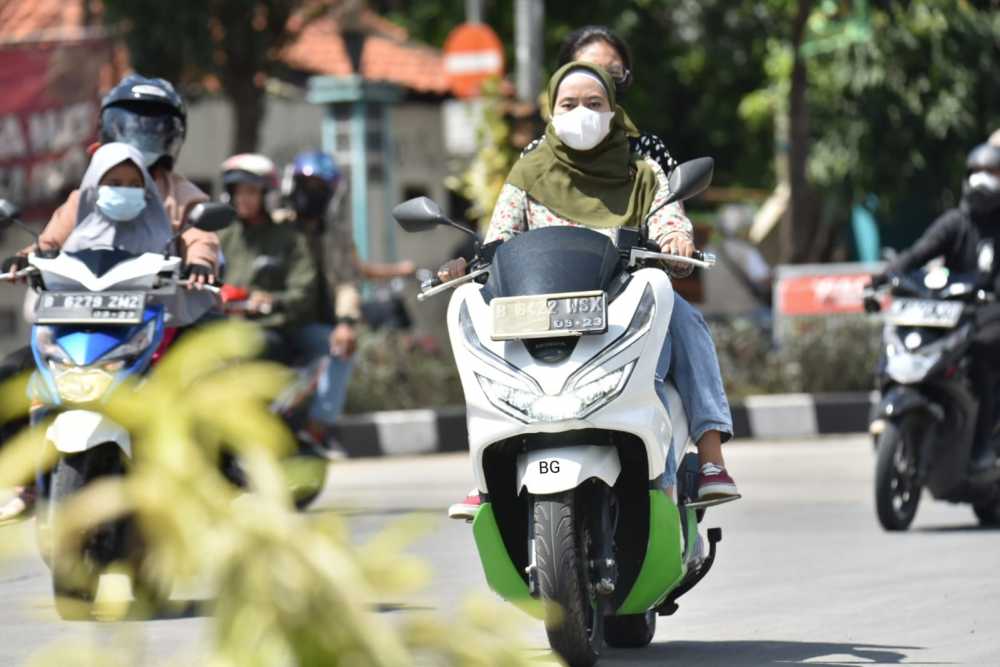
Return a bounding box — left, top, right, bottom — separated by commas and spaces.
65, 248, 143, 278
483, 227, 622, 302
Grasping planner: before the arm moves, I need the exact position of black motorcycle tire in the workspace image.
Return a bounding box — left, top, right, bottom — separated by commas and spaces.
875, 420, 922, 531
48, 446, 121, 620
972, 499, 1000, 526
604, 610, 656, 648
534, 491, 602, 667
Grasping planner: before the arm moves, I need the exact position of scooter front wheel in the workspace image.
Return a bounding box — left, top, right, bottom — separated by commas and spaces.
874, 420, 922, 531
534, 491, 602, 667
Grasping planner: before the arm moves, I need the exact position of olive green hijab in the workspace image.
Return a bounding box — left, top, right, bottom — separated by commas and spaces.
506, 61, 657, 229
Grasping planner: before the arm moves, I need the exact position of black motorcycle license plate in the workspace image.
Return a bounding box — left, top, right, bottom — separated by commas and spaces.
34, 291, 146, 325
492, 290, 607, 340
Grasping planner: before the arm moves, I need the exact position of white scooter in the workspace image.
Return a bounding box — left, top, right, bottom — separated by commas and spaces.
0, 199, 233, 619
394, 159, 730, 666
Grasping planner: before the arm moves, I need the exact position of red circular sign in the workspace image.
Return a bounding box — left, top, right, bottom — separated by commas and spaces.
442, 23, 505, 98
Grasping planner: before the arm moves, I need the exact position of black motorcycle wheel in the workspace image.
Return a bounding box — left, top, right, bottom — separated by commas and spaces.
972, 499, 1000, 526
534, 491, 602, 667
605, 610, 656, 648
48, 446, 123, 620
875, 420, 922, 531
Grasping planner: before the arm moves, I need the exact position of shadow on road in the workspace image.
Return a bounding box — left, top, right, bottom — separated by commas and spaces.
915, 523, 1000, 533
601, 640, 946, 666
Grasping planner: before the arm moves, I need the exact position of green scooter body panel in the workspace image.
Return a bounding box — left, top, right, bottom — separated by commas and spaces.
617, 491, 685, 614
472, 503, 542, 618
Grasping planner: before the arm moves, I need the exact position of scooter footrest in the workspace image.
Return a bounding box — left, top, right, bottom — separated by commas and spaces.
685, 495, 741, 511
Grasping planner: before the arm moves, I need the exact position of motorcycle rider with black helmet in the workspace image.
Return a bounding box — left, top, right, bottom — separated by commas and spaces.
36, 74, 220, 280
0, 75, 219, 523
872, 142, 1000, 472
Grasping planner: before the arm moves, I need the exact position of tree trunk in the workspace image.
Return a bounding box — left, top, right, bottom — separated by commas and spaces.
228, 80, 266, 155
786, 0, 815, 263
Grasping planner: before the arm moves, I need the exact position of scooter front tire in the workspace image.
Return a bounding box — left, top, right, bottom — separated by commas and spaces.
874, 420, 921, 531
534, 491, 601, 667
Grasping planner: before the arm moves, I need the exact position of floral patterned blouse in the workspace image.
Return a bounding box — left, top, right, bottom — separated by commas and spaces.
485, 155, 695, 277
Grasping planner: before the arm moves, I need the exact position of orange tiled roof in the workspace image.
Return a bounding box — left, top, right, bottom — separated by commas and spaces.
282, 8, 449, 95
0, 0, 98, 42
0, 1, 448, 95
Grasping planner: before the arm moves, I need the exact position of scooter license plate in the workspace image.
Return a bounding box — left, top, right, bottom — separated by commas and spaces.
34, 291, 146, 325
886, 298, 962, 328
491, 290, 607, 340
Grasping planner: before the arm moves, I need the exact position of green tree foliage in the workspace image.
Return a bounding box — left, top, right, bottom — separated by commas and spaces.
101, 0, 317, 153
379, 0, 775, 187
0, 322, 538, 666
808, 0, 1000, 238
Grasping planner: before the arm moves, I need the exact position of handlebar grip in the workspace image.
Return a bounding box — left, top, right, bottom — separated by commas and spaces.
421, 275, 443, 291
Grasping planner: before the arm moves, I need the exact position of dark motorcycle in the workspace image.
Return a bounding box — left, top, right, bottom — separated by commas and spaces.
864, 270, 1000, 530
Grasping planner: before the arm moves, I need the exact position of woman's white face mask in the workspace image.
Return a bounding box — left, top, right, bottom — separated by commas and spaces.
552, 105, 615, 151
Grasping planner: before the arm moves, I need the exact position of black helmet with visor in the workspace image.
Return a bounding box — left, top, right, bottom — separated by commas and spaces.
99, 75, 186, 170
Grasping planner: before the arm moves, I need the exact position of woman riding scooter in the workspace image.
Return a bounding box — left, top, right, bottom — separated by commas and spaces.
440, 62, 739, 519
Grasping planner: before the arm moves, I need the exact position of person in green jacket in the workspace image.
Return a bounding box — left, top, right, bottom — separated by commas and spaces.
217, 154, 318, 358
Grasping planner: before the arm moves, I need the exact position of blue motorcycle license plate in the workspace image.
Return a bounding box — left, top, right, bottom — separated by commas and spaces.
491, 290, 607, 340
34, 291, 146, 325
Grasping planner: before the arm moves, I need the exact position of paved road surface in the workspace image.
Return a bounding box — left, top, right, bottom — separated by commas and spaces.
1, 435, 998, 665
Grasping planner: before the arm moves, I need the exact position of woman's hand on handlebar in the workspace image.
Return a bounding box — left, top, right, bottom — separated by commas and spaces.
1, 255, 29, 283
184, 262, 216, 289
658, 233, 695, 272
437, 257, 468, 283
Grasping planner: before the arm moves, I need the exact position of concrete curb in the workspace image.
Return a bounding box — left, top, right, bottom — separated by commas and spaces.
334, 392, 878, 458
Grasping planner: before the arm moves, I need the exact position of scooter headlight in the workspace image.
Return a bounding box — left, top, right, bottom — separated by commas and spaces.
885, 352, 939, 385
477, 361, 635, 422
49, 364, 116, 403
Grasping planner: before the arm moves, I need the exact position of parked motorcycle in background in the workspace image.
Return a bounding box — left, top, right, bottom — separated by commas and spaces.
394, 159, 731, 666
0, 198, 233, 619
864, 266, 1000, 531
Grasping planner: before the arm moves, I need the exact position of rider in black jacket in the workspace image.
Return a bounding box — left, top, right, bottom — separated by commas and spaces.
875, 142, 1000, 472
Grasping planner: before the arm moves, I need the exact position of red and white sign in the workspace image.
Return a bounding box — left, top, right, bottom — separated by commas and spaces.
775, 269, 877, 316
443, 23, 505, 99
0, 38, 108, 220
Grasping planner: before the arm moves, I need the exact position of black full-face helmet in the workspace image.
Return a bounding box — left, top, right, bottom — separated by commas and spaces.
963, 143, 1000, 216
99, 75, 187, 170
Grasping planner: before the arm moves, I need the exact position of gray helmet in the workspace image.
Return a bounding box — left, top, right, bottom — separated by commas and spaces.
963, 143, 1000, 215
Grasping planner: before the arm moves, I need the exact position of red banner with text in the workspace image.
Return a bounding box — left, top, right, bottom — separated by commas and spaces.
0, 37, 110, 220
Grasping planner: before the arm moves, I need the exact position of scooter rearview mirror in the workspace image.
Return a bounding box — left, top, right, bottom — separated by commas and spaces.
392, 196, 447, 232
0, 199, 21, 227
642, 158, 715, 226
188, 202, 237, 232
665, 157, 714, 206
392, 196, 478, 239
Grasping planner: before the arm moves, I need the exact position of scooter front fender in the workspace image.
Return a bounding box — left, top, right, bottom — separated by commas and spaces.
877, 386, 944, 422
45, 410, 131, 458
516, 445, 621, 495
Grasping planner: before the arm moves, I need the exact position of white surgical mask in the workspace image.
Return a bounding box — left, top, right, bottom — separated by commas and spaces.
552, 105, 615, 151
96, 186, 147, 221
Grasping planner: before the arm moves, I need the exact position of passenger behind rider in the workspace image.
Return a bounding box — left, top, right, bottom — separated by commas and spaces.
0, 142, 182, 523
280, 151, 369, 428
440, 62, 739, 521
871, 141, 1000, 473
35, 75, 219, 282
0, 75, 219, 523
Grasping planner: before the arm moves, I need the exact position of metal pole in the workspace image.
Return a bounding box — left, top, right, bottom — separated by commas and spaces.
465, 0, 483, 23
381, 103, 398, 261
350, 100, 369, 262
515, 0, 544, 102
